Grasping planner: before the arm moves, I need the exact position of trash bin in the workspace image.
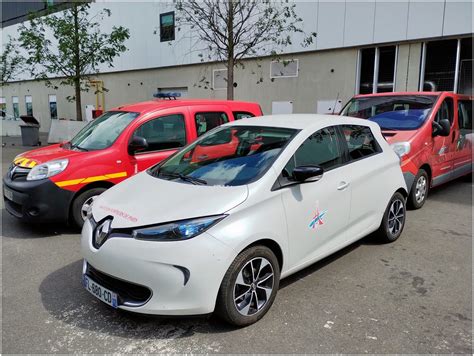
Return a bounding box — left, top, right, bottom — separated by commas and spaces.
19, 115, 41, 146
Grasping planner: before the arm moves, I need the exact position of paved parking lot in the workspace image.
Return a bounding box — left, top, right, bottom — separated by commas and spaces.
1, 137, 472, 353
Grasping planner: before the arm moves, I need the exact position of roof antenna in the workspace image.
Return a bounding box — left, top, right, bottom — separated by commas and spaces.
331, 92, 340, 115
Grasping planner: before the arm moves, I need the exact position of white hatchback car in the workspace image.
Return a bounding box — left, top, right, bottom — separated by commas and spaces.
81, 114, 407, 326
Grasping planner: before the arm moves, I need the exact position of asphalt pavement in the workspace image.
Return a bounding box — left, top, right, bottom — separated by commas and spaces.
1, 135, 472, 353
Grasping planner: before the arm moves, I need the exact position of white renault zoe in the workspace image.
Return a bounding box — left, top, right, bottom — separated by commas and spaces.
81, 114, 407, 326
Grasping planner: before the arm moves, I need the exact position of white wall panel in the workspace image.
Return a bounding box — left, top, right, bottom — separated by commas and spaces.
443, 0, 472, 36
317, 1, 346, 50
407, 0, 445, 40
373, 0, 410, 43
344, 1, 376, 46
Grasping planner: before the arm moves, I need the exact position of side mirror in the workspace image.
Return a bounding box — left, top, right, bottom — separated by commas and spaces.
128, 136, 148, 154
292, 165, 324, 183
432, 119, 450, 137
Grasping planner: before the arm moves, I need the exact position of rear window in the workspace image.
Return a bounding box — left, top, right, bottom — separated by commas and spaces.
341, 125, 381, 160
233, 111, 255, 120
195, 112, 229, 136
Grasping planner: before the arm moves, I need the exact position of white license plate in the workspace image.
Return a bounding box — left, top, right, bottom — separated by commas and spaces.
3, 187, 13, 201
82, 274, 118, 308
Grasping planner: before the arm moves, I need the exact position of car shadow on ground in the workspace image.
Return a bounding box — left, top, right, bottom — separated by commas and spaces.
1, 209, 79, 238
38, 234, 376, 340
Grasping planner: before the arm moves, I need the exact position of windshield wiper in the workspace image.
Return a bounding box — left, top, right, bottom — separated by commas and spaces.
158, 171, 207, 185
71, 144, 88, 151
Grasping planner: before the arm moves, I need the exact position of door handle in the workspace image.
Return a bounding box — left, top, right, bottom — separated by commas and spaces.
337, 181, 350, 190
452, 131, 456, 143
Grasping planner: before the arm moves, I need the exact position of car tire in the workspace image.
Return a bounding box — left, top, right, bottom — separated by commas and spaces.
377, 191, 406, 243
71, 187, 107, 228
408, 169, 429, 209
215, 245, 280, 326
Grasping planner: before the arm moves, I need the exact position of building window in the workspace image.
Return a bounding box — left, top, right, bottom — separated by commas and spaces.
213, 69, 227, 90
49, 94, 57, 120
160, 11, 175, 42
0, 97, 6, 113
270, 59, 299, 78
12, 96, 19, 118
25, 95, 33, 116
459, 38, 473, 95
358, 46, 397, 94
422, 39, 457, 92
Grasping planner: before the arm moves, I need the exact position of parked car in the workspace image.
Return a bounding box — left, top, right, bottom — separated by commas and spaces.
341, 91, 472, 208
81, 114, 407, 326
3, 99, 262, 227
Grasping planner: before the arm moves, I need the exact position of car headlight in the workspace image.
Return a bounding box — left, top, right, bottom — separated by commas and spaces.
132, 215, 227, 241
26, 159, 69, 181
390, 142, 411, 158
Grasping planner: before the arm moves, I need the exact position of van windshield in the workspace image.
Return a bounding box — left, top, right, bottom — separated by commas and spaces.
341, 95, 437, 130
148, 125, 298, 186
69, 111, 139, 150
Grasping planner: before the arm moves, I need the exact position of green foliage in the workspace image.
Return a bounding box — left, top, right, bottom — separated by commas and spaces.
18, 2, 129, 119
1, 36, 24, 86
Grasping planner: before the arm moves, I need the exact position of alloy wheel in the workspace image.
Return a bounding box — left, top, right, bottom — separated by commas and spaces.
233, 257, 274, 316
388, 198, 405, 236
81, 196, 98, 221
415, 176, 427, 204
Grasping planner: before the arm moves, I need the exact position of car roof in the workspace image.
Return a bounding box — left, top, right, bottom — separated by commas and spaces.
353, 91, 441, 98
227, 114, 379, 131
110, 99, 260, 114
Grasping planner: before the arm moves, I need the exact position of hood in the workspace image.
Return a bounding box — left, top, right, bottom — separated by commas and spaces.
13, 143, 86, 168
382, 130, 418, 144
92, 171, 249, 228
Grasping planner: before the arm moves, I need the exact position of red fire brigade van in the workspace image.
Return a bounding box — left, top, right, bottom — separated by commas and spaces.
3, 99, 262, 227
341, 92, 472, 208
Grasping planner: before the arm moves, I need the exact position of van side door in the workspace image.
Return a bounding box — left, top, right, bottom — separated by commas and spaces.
128, 112, 189, 172
453, 98, 473, 178
429, 96, 457, 187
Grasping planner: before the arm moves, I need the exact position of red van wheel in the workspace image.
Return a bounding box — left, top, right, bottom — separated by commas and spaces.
408, 169, 429, 209
71, 187, 107, 228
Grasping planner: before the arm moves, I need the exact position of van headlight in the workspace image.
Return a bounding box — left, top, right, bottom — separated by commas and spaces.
132, 215, 227, 241
27, 159, 69, 181
390, 142, 411, 158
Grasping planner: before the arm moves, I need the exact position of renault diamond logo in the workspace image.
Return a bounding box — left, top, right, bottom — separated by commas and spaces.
95, 219, 112, 247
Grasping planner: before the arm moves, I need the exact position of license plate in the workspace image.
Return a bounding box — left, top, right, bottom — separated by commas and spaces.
3, 187, 13, 201
82, 274, 118, 308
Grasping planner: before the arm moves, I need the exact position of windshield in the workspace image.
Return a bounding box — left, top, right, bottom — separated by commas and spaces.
341, 95, 437, 130
148, 125, 298, 186
70, 111, 139, 150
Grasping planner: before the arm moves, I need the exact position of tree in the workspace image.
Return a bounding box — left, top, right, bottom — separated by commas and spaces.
1, 36, 23, 86
176, 0, 316, 100
18, 2, 130, 121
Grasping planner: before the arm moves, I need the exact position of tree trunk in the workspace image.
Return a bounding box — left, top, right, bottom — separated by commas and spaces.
73, 4, 83, 121
75, 78, 82, 121
226, 0, 234, 100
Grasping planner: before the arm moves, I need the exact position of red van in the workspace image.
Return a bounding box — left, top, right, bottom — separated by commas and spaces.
3, 99, 262, 226
341, 92, 472, 208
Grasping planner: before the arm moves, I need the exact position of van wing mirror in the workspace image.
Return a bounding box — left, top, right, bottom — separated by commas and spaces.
432, 119, 450, 137
292, 165, 324, 183
128, 136, 148, 154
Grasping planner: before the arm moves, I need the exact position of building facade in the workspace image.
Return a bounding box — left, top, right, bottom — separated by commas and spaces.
1, 0, 472, 133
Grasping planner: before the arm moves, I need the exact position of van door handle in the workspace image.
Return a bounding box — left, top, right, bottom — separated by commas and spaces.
452, 131, 456, 143
337, 181, 350, 190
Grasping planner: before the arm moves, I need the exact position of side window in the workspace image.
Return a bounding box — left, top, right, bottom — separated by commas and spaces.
283, 126, 343, 177
435, 97, 454, 124
195, 112, 229, 136
458, 100, 472, 131
133, 114, 186, 153
233, 111, 255, 120
341, 125, 381, 160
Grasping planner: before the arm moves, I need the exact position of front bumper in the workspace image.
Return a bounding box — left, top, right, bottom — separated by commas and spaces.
81, 218, 237, 316
3, 174, 74, 223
